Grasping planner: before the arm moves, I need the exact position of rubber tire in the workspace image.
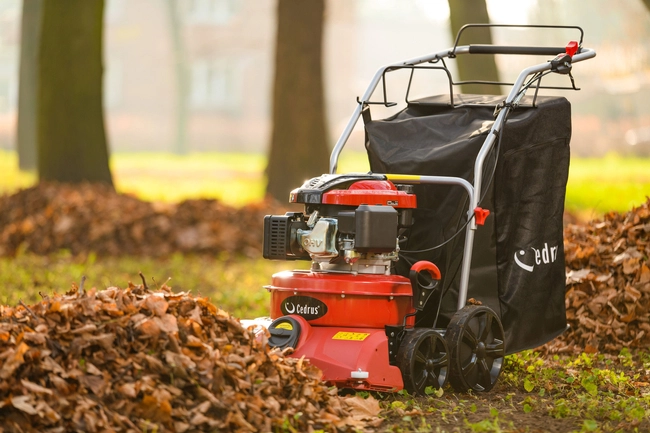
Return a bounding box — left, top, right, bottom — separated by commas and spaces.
396, 328, 449, 395
445, 305, 505, 393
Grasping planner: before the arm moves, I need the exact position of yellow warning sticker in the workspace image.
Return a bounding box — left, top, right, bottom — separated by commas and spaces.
332, 332, 370, 341
275, 322, 293, 331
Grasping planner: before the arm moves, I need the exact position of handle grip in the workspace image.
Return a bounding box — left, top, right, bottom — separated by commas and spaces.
409, 261, 441, 312
468, 45, 572, 56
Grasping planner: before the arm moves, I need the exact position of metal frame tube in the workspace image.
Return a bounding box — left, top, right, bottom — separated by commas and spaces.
383, 174, 474, 203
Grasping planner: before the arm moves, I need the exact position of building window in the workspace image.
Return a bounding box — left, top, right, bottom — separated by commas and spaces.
186, 0, 240, 25
190, 58, 242, 113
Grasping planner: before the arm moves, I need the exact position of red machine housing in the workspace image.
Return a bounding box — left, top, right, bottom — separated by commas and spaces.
263, 175, 427, 391
268, 271, 415, 328
319, 180, 417, 208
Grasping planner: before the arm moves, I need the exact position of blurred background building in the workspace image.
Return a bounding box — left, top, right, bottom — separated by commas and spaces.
0, 0, 649, 156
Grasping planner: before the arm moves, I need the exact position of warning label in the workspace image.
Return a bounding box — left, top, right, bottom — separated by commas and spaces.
332, 332, 370, 341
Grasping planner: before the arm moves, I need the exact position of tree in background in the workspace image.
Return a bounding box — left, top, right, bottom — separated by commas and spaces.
166, 0, 189, 155
266, 0, 330, 202
37, 0, 113, 186
16, 0, 43, 170
448, 0, 501, 94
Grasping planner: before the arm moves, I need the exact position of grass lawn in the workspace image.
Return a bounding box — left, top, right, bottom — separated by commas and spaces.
1, 149, 648, 217
565, 153, 650, 219
1, 250, 648, 432
0, 250, 304, 319
1, 149, 649, 432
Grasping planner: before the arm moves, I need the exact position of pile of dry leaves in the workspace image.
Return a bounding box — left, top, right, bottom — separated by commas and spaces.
2, 183, 648, 358
0, 281, 381, 432
546, 198, 650, 354
0, 183, 284, 258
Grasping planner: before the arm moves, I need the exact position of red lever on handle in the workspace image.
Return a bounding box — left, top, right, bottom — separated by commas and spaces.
565, 41, 579, 57
474, 207, 490, 225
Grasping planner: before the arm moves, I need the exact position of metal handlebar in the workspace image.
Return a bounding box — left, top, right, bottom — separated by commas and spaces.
329, 45, 596, 174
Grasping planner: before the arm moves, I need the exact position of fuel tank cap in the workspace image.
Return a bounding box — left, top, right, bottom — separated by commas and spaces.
267, 316, 301, 350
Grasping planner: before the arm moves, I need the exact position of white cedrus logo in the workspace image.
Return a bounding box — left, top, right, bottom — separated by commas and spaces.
514, 243, 559, 273
281, 295, 328, 320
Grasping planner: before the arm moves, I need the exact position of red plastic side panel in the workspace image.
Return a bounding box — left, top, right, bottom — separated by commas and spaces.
287, 323, 404, 392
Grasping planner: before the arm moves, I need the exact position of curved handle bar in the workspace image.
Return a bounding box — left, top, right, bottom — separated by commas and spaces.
453, 24, 585, 53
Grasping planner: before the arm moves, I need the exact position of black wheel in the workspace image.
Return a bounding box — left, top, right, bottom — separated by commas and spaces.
446, 305, 505, 392
396, 328, 448, 395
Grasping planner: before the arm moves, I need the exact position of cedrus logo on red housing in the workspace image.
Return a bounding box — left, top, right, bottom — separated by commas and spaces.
281, 295, 328, 320
514, 242, 559, 273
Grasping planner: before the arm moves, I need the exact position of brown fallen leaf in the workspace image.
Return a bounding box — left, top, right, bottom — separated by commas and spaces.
11, 395, 38, 415
342, 394, 381, 420
21, 379, 53, 395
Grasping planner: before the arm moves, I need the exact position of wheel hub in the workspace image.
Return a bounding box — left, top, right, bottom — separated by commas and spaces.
476, 341, 486, 358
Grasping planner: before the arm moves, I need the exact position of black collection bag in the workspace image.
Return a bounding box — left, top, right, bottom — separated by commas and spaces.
365, 94, 570, 354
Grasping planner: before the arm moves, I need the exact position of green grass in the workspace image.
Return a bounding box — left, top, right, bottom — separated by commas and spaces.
566, 153, 650, 219
1, 148, 648, 431
1, 149, 648, 216
0, 150, 37, 193
0, 250, 309, 319
0, 150, 371, 206
111, 152, 268, 205
3, 250, 648, 431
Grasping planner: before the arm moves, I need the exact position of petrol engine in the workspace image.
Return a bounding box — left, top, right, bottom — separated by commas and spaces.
263, 173, 417, 275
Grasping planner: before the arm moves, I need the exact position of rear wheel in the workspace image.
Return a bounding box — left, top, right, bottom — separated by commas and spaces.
446, 305, 505, 392
397, 328, 448, 395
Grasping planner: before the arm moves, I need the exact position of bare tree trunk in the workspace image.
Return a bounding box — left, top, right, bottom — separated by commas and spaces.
266, 0, 329, 202
166, 0, 189, 155
17, 0, 43, 170
448, 0, 501, 95
37, 0, 113, 187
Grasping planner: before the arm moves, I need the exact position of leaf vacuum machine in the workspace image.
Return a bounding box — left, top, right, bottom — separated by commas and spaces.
248, 25, 596, 394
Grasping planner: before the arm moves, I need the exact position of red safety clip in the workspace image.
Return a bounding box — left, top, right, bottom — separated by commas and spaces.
474, 207, 490, 226
565, 41, 579, 57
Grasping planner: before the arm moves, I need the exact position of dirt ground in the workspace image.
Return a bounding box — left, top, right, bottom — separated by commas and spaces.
380, 381, 649, 433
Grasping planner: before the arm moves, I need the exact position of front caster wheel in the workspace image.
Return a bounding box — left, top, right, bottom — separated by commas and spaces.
397, 328, 448, 395
446, 305, 505, 392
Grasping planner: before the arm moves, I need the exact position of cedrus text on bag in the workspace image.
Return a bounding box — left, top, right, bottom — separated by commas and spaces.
514, 242, 559, 272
